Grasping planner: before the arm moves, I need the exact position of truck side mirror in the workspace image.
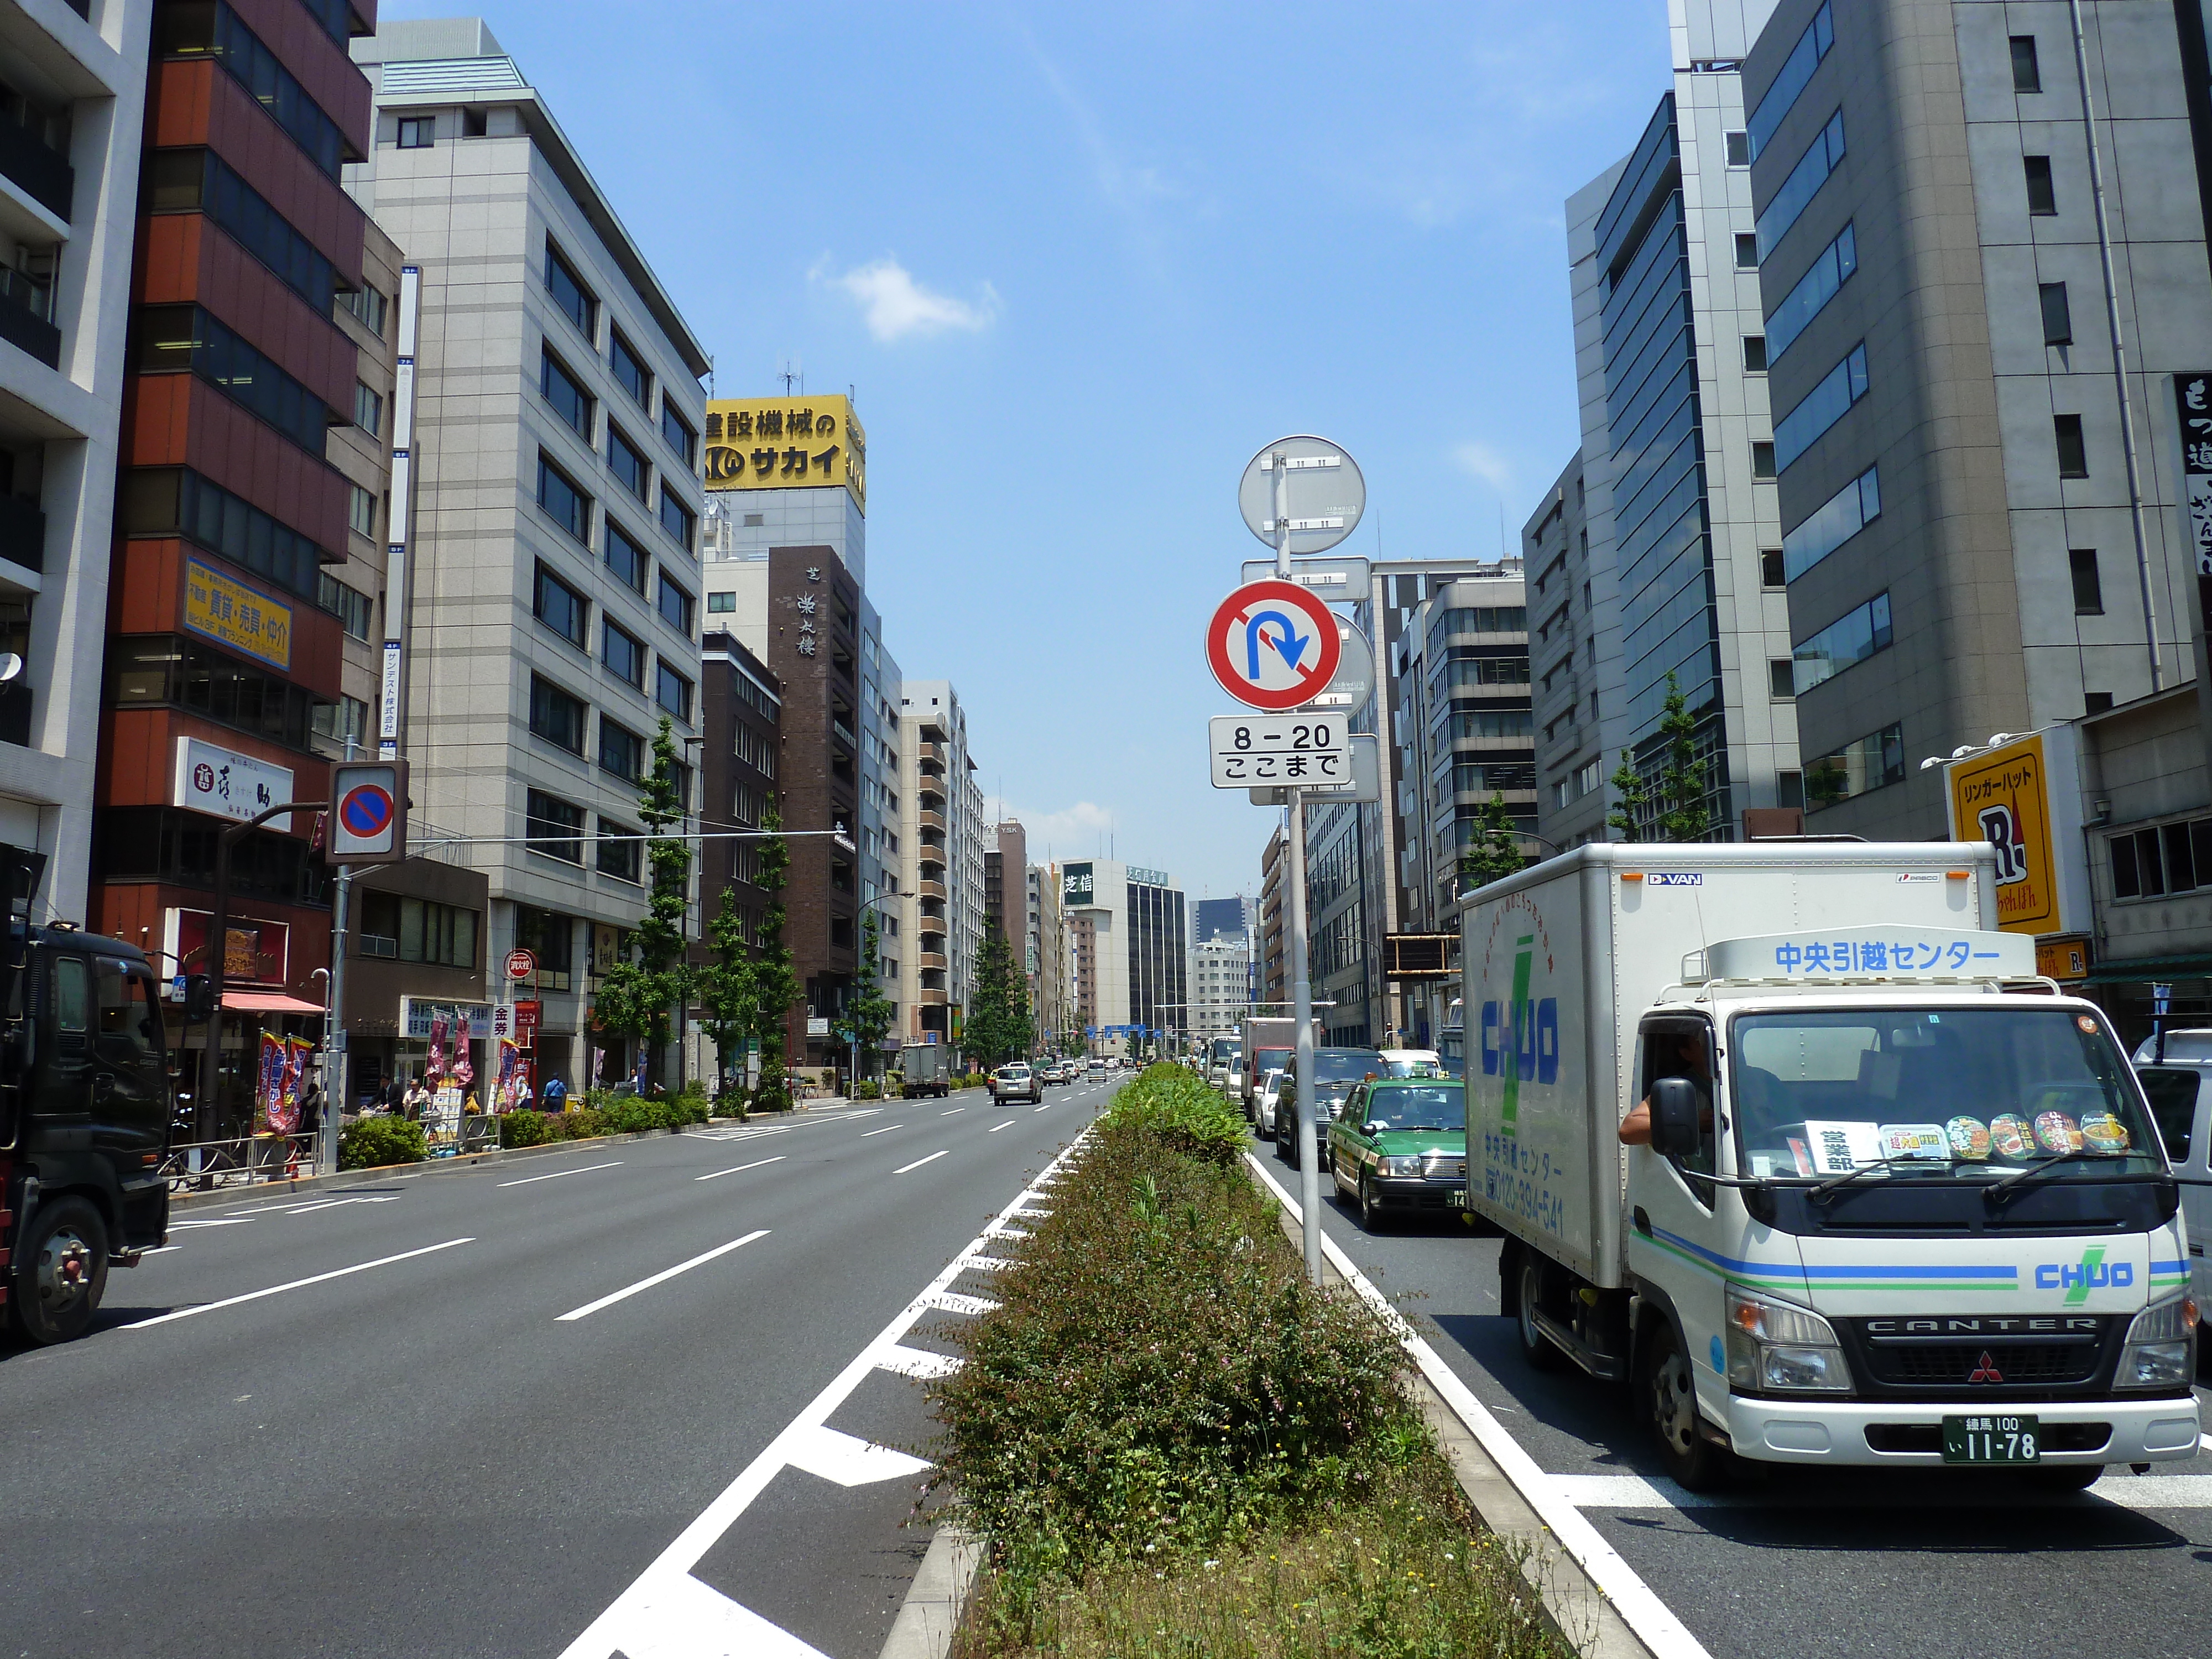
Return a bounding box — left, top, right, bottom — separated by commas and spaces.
1648, 1077, 1702, 1158
183, 974, 215, 1024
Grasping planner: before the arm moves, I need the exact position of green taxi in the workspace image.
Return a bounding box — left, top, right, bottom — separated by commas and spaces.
1328, 1077, 1469, 1230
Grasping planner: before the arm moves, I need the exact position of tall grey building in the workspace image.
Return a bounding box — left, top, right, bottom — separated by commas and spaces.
898, 681, 984, 1049
1745, 0, 2212, 833
346, 20, 710, 1088
0, 2, 148, 923
1575, 0, 1801, 841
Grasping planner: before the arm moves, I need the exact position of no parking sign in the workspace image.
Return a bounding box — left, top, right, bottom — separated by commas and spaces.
329, 758, 409, 864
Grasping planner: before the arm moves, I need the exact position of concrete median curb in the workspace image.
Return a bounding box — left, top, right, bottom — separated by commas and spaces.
877, 1524, 982, 1659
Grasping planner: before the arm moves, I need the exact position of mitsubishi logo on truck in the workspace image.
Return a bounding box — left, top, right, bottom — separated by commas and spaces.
1967, 1352, 2005, 1385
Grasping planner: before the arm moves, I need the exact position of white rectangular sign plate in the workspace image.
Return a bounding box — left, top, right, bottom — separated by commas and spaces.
1209, 713, 1350, 788
1241, 555, 1371, 601
174, 737, 294, 832
1248, 733, 1380, 805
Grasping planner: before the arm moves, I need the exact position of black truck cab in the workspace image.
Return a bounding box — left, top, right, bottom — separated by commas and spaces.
2, 919, 173, 1344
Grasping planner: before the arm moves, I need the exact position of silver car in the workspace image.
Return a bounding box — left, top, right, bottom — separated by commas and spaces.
989, 1063, 1042, 1104
1255, 1068, 1286, 1138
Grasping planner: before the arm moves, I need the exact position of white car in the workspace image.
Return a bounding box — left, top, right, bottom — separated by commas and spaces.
988, 1063, 1042, 1104
1255, 1068, 1286, 1138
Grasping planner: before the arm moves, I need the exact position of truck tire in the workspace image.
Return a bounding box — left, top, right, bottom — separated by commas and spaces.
10, 1196, 109, 1346
1515, 1249, 1566, 1373
1640, 1319, 1729, 1491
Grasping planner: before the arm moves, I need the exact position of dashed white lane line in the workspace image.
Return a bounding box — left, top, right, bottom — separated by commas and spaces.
941, 1108, 966, 1115
860, 1124, 901, 1138
989, 1119, 1017, 1133
893, 1150, 950, 1175
126, 1238, 476, 1329
169, 1218, 255, 1229
694, 1155, 785, 1183
498, 1160, 623, 1188
556, 1230, 771, 1322
1032, 1103, 1052, 1112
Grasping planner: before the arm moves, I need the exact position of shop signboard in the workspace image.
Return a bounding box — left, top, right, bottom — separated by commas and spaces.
515, 1000, 540, 1046
702, 395, 866, 507
1942, 727, 2091, 938
170, 909, 289, 984
174, 737, 294, 832
184, 557, 292, 670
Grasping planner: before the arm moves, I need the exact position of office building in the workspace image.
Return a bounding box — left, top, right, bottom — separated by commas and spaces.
1745, 0, 2212, 834
688, 629, 781, 1079
985, 820, 1026, 955
1027, 860, 1069, 1048
0, 2, 149, 926
1192, 895, 1252, 947
1577, 0, 1800, 841
898, 681, 983, 1051
1189, 933, 1250, 1041
1257, 823, 1287, 1010
345, 19, 710, 1090
1058, 858, 1185, 1053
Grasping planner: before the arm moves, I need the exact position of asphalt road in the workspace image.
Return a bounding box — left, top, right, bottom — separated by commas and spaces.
0, 1078, 1118, 1659
1253, 1130, 2212, 1659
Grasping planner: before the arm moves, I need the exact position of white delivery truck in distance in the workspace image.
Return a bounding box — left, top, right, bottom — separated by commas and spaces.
1462, 842, 2199, 1490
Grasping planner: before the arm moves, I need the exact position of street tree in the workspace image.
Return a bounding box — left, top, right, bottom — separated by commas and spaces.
695, 883, 757, 1108
593, 716, 691, 1089
1607, 670, 1709, 842
966, 929, 1032, 1069
845, 908, 897, 1084
749, 795, 800, 1110
1456, 792, 1526, 891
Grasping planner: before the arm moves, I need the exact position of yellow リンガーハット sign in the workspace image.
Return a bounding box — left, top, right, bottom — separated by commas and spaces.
702, 395, 865, 509
182, 557, 292, 670
1948, 732, 2058, 933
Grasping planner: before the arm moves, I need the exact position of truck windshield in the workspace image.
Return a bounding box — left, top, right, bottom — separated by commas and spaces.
1210, 1039, 1238, 1064
1311, 1050, 1386, 1085
1729, 1006, 2163, 1182
1363, 1084, 1464, 1131
1254, 1047, 1290, 1076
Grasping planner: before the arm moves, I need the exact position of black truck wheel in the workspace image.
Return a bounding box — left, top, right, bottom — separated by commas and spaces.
1641, 1318, 1730, 1491
11, 1197, 109, 1345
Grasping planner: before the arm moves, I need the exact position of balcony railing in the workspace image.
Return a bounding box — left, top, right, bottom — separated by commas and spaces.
0, 493, 43, 575
0, 117, 72, 222
0, 266, 58, 368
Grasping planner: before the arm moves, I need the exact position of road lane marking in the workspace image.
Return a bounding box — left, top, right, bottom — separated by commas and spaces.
552, 1130, 1094, 1659
694, 1156, 785, 1183
1032, 1103, 1052, 1112
168, 1218, 255, 1229
784, 1424, 933, 1488
557, 1230, 770, 1322
878, 1344, 962, 1379
941, 1108, 965, 1115
125, 1238, 476, 1329
860, 1124, 901, 1138
893, 1150, 950, 1175
989, 1119, 1016, 1133
1246, 1152, 1713, 1659
498, 1160, 623, 1188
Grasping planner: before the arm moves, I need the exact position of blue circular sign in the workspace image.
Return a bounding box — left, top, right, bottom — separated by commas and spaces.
340, 783, 394, 839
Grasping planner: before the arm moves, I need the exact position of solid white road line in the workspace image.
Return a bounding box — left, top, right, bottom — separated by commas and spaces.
989, 1119, 1016, 1133
893, 1150, 950, 1175
126, 1238, 476, 1329
2201, 1432, 2212, 1453
557, 1230, 770, 1322
1554, 1471, 2212, 1512
498, 1160, 623, 1188
168, 1218, 255, 1229
694, 1156, 785, 1183
860, 1124, 901, 1138
1246, 1153, 1715, 1659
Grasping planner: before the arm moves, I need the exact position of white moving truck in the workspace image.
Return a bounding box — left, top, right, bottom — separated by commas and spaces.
1462, 842, 2200, 1490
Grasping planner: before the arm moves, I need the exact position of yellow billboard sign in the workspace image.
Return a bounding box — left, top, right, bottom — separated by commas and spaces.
703, 395, 865, 509
183, 557, 292, 671
1948, 732, 2058, 933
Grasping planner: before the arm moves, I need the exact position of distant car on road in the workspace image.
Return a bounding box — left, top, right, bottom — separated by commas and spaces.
1255, 1068, 1286, 1138
1272, 1046, 1387, 1169
989, 1063, 1042, 1104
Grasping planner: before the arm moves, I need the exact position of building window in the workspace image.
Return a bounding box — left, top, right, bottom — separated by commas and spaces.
534, 562, 588, 649
605, 519, 648, 593
538, 454, 591, 544
2069, 547, 2104, 615
1770, 659, 1796, 698
2109, 821, 2212, 900
597, 817, 641, 882
156, 2, 347, 178
1756, 110, 1846, 258
342, 283, 387, 338
2054, 413, 2088, 478
656, 662, 692, 723
661, 404, 697, 468
354, 380, 384, 437
659, 487, 696, 551
147, 149, 338, 314
528, 675, 587, 753
1793, 591, 1892, 695
608, 424, 649, 502
1805, 722, 1905, 808
312, 692, 370, 748
2025, 155, 2057, 216
2038, 281, 2072, 346
541, 349, 592, 440
118, 468, 326, 602
707, 590, 735, 614
1772, 342, 1868, 472
598, 717, 645, 783
1765, 221, 1857, 364
358, 891, 478, 967
602, 619, 644, 688
525, 790, 585, 864
1743, 335, 1767, 372
134, 304, 336, 456
317, 572, 372, 640
610, 331, 649, 409
349, 483, 377, 538
545, 241, 597, 340
1725, 130, 1750, 166
397, 115, 434, 149
2010, 35, 2042, 93
1751, 441, 1776, 479
1746, 0, 1832, 160
514, 904, 575, 987
658, 575, 695, 637
1760, 548, 1786, 588
1781, 463, 1880, 581
1735, 232, 1759, 269
2085, 691, 2114, 714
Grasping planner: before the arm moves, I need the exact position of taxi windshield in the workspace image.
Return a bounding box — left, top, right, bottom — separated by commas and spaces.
1728, 1006, 2162, 1179
1361, 1084, 1464, 1131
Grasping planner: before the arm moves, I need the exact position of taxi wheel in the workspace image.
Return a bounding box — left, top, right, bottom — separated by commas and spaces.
1358, 1174, 1386, 1233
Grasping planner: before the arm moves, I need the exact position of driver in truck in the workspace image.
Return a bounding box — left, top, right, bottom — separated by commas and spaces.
1619, 1034, 1710, 1146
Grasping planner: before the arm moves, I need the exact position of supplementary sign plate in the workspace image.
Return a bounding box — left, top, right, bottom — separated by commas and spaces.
1209, 714, 1350, 788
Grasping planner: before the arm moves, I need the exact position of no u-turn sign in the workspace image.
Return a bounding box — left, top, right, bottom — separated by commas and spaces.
1206, 580, 1342, 711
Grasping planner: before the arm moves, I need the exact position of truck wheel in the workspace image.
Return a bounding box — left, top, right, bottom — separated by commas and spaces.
10, 1197, 109, 1346
1641, 1321, 1728, 1491
1515, 1251, 1566, 1372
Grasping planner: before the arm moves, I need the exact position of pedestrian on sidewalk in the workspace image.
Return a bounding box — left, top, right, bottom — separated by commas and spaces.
542, 1075, 568, 1113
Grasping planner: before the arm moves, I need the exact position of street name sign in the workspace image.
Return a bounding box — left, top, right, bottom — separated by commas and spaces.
1238, 436, 1366, 556
1206, 579, 1342, 710
1208, 714, 1351, 788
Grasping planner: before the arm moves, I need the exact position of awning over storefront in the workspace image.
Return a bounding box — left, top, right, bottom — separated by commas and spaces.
2082, 954, 2212, 985
221, 991, 327, 1014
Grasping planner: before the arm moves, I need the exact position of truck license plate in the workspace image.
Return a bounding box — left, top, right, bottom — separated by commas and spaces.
1942, 1414, 2039, 1463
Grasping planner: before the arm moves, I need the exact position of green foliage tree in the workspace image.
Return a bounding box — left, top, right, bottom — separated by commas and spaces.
695, 883, 757, 1108
749, 795, 800, 1110
1606, 671, 1710, 843
593, 716, 691, 1087
845, 907, 898, 1081
965, 928, 1034, 1070
1455, 792, 1526, 891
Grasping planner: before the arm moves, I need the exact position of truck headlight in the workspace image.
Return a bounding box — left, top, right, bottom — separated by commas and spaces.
1379, 1155, 1425, 1177
1724, 1284, 1853, 1393
2116, 1291, 2199, 1389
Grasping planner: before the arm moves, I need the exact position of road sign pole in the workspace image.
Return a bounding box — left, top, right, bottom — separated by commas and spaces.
1287, 780, 1322, 1286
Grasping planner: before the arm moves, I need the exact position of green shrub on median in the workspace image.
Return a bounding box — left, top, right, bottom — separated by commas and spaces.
338, 1115, 426, 1170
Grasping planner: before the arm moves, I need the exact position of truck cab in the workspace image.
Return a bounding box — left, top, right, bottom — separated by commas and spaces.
3, 920, 174, 1343
2129, 1030, 2212, 1315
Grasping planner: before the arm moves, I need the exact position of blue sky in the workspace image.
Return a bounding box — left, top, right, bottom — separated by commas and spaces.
387, 1, 1675, 902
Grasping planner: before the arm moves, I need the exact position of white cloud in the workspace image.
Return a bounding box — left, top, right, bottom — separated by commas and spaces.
1451, 440, 1515, 495
820, 257, 999, 342
983, 797, 1115, 857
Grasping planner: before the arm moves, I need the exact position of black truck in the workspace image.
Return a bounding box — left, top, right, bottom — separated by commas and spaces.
1, 845, 171, 1344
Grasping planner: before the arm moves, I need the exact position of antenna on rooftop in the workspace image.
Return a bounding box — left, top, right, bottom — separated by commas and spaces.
779, 357, 803, 395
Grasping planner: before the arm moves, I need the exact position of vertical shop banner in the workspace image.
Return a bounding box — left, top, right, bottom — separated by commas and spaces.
254, 1032, 284, 1134
2178, 374, 2212, 632
452, 1008, 476, 1086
